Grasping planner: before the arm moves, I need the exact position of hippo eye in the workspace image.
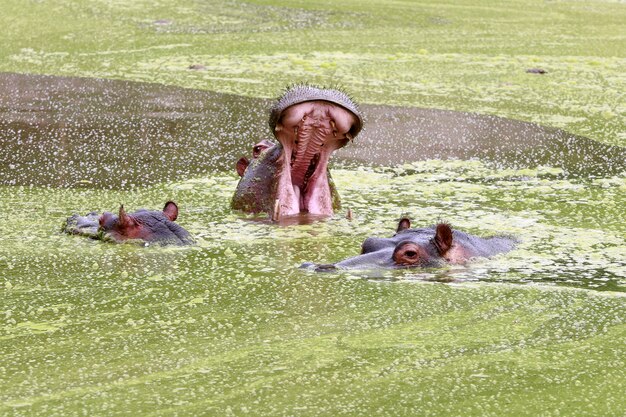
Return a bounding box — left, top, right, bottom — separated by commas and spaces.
392, 241, 423, 266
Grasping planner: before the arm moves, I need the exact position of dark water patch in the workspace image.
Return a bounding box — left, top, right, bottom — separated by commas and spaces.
337, 105, 626, 177
1, 73, 624, 190
0, 73, 271, 189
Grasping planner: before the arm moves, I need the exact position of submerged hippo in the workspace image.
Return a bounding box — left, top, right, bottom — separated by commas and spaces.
305, 218, 516, 271
232, 85, 363, 220
63, 201, 193, 245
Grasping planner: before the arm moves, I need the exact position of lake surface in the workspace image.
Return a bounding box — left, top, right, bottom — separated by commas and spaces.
1, 74, 624, 416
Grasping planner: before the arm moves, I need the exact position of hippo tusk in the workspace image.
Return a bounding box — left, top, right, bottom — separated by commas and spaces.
272, 198, 280, 221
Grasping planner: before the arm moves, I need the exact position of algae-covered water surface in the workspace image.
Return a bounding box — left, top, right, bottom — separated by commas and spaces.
1, 0, 626, 415
1, 75, 625, 416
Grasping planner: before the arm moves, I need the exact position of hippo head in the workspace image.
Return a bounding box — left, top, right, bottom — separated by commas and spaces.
232, 85, 363, 220
98, 201, 192, 245
305, 218, 517, 272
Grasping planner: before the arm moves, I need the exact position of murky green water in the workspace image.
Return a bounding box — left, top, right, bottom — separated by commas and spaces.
1, 163, 625, 415
0, 75, 626, 416
1, 0, 625, 414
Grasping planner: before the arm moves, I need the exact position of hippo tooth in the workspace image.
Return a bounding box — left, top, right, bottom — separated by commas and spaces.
293, 185, 301, 203
272, 199, 280, 221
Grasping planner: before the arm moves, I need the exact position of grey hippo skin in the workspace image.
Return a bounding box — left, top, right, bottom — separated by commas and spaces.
303, 217, 516, 271
63, 201, 194, 245
232, 85, 363, 220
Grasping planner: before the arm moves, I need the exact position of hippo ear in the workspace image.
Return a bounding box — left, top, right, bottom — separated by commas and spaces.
163, 201, 179, 221
433, 223, 453, 255
396, 217, 411, 233
118, 204, 136, 228
236, 157, 249, 177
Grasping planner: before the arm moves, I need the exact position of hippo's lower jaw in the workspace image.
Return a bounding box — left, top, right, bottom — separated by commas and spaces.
274, 142, 335, 216
273, 101, 356, 217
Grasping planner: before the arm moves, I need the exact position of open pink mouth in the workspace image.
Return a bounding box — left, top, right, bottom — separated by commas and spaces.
273, 101, 358, 217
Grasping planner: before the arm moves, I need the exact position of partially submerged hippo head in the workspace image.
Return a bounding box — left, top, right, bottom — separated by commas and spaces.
232, 85, 363, 220
63, 201, 193, 245
304, 218, 516, 271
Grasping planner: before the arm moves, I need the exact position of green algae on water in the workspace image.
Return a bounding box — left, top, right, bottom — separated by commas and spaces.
1, 160, 625, 415
1, 0, 625, 414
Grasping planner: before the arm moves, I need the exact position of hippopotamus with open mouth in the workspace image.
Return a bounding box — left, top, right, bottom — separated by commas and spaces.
304, 217, 516, 271
232, 85, 363, 220
63, 201, 193, 245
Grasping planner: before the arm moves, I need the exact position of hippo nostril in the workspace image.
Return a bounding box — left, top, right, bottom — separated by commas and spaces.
315, 264, 337, 272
